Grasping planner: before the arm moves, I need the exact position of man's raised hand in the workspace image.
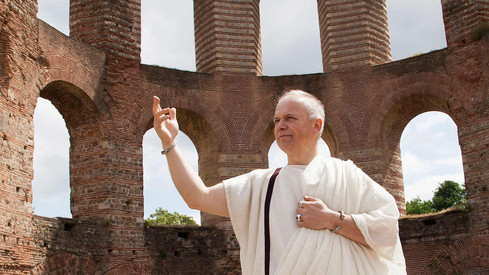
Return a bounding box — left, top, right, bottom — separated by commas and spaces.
153, 96, 179, 148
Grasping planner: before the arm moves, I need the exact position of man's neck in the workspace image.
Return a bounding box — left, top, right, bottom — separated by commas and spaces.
287, 149, 318, 166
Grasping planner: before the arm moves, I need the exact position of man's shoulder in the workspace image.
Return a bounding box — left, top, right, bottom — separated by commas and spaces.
223, 167, 276, 184
323, 156, 355, 167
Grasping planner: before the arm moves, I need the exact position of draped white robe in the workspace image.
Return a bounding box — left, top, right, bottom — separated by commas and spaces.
223, 155, 406, 275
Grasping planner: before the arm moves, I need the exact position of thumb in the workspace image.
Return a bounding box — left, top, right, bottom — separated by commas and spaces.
169, 107, 177, 120
152, 96, 162, 115
303, 195, 318, 202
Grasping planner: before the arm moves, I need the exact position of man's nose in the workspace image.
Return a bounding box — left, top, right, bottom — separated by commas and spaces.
276, 120, 287, 130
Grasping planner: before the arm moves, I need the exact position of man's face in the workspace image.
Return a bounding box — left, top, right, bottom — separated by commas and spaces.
273, 96, 319, 156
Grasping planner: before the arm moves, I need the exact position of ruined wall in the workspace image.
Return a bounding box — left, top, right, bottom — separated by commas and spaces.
1, 0, 489, 273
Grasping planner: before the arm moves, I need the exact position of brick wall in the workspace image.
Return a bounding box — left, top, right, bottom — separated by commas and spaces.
1, 0, 489, 273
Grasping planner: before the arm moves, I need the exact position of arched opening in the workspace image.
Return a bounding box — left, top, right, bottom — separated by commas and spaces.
268, 139, 331, 168
142, 106, 220, 226
401, 111, 464, 204
141, 0, 196, 71
143, 129, 200, 224
37, 81, 105, 220
386, 0, 447, 60
37, 0, 69, 35
32, 98, 71, 218
260, 0, 322, 76
380, 91, 465, 213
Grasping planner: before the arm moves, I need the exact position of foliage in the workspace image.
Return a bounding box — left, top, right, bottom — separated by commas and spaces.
431, 180, 467, 212
405, 180, 468, 215
406, 197, 433, 215
144, 207, 197, 226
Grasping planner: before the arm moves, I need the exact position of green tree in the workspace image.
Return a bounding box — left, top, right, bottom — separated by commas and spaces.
406, 196, 433, 215
431, 180, 467, 212
144, 207, 197, 226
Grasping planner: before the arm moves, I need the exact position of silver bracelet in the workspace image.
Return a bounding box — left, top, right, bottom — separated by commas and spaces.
161, 142, 176, 155
331, 210, 345, 233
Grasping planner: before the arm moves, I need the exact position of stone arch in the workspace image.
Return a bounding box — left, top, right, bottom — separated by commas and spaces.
39, 80, 105, 139
37, 28, 111, 126
134, 87, 234, 153
37, 80, 109, 219
422, 236, 489, 274
31, 252, 98, 274
136, 88, 225, 186
366, 73, 467, 145
370, 73, 467, 212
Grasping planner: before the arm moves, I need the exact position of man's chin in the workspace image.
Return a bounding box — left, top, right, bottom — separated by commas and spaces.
276, 142, 292, 153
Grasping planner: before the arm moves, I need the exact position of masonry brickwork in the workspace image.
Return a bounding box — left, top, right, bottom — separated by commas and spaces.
1, 0, 489, 274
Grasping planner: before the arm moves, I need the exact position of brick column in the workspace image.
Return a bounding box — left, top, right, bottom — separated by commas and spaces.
459, 117, 489, 233
338, 146, 406, 214
70, 0, 141, 63
442, 0, 489, 48
193, 0, 262, 75
68, 0, 147, 265
317, 0, 391, 71
0, 0, 41, 271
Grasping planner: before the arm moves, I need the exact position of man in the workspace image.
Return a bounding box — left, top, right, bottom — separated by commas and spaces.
152, 90, 406, 274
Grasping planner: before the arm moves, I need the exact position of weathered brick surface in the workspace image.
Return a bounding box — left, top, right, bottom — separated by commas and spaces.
1, 0, 489, 273
317, 0, 391, 71
194, 0, 262, 75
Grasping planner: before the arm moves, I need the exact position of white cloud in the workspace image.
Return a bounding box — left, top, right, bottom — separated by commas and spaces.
404, 173, 465, 201
433, 156, 463, 167
401, 151, 430, 176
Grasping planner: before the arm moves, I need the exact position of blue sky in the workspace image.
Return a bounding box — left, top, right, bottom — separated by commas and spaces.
34, 0, 463, 223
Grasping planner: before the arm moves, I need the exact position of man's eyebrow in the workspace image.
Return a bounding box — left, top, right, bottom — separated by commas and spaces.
273, 113, 296, 120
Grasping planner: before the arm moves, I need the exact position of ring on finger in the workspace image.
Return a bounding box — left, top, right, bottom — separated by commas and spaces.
296, 213, 302, 222
298, 201, 304, 208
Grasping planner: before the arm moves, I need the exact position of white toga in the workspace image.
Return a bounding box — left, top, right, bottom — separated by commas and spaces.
223, 155, 406, 275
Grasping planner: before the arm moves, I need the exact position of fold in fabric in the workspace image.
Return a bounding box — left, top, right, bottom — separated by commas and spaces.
224, 155, 406, 275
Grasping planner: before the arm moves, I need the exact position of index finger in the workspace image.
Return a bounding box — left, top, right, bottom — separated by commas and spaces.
153, 96, 162, 114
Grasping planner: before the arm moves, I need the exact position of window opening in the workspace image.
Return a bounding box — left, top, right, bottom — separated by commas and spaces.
143, 128, 200, 225
32, 97, 71, 218
401, 111, 464, 208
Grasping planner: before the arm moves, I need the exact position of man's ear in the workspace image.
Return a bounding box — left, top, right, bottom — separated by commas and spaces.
313, 118, 323, 134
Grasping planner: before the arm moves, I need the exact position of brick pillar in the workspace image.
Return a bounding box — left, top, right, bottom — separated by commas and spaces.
193, 0, 262, 75
442, 0, 489, 48
70, 0, 142, 125
70, 0, 141, 63
317, 0, 391, 71
0, 0, 41, 271
338, 146, 406, 214
459, 117, 489, 233
68, 0, 147, 264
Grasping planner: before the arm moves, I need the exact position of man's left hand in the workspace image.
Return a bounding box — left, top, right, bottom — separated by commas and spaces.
296, 195, 337, 230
